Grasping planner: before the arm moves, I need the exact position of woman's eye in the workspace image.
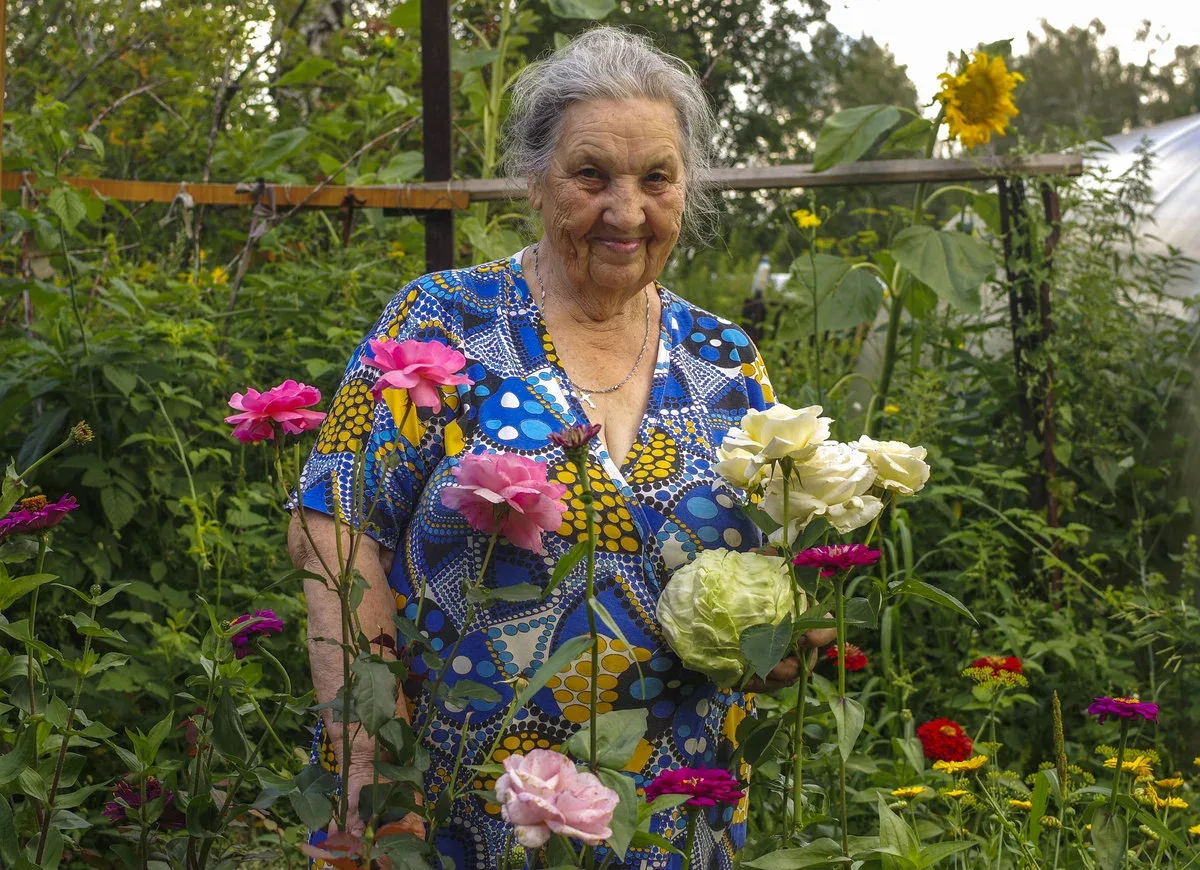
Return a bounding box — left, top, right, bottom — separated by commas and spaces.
646, 172, 668, 184
578, 167, 603, 180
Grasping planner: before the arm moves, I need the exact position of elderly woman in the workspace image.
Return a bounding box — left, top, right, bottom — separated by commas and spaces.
291, 27, 830, 870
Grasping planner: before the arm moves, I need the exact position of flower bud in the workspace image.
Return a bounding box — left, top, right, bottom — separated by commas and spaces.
71, 420, 94, 445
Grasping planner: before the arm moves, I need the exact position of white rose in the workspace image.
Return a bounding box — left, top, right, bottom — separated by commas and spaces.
854, 434, 930, 496
762, 441, 884, 541
722, 404, 832, 465
714, 444, 769, 492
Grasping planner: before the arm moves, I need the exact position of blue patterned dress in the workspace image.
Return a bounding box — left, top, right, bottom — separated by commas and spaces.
299, 253, 776, 869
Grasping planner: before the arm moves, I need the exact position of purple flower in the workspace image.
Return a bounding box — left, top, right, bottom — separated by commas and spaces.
0, 494, 78, 542
792, 543, 881, 577
230, 609, 285, 659
548, 423, 602, 452
1087, 696, 1159, 725
103, 777, 184, 829
644, 767, 745, 808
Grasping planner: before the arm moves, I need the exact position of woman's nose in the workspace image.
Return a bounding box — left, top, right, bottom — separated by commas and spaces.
601, 178, 646, 231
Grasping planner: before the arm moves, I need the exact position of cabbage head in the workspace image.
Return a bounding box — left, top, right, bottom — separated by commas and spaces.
657, 548, 799, 688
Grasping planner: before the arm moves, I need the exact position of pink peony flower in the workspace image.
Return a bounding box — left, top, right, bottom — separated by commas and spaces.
230, 609, 285, 659
495, 749, 619, 848
644, 767, 745, 808
792, 543, 881, 578
362, 337, 473, 412
440, 453, 567, 554
0, 494, 78, 541
225, 380, 326, 443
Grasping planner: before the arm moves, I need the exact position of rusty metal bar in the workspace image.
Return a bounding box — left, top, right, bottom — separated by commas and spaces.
421, 0, 454, 272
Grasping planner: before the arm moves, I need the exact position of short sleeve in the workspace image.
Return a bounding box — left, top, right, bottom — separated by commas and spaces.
295, 274, 467, 550
741, 339, 777, 413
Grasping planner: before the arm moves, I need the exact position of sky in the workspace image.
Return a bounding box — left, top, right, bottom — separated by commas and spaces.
824, 0, 1200, 105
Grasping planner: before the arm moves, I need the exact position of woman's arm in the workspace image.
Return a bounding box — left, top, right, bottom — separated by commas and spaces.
289, 509, 420, 837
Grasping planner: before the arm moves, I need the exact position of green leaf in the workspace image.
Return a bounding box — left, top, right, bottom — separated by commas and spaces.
881, 117, 933, 154
471, 582, 542, 604
102, 365, 138, 397
788, 255, 884, 334
100, 486, 138, 531
588, 598, 645, 689
917, 841, 976, 866
542, 538, 589, 599
1134, 809, 1188, 851
890, 579, 977, 623
0, 798, 18, 866
564, 709, 648, 769
638, 793, 690, 824
247, 128, 309, 175
546, 0, 617, 19
387, 1, 420, 29
889, 226, 995, 313
830, 695, 864, 761
289, 765, 337, 831
731, 717, 782, 769
629, 829, 683, 855
1028, 770, 1050, 842
739, 615, 793, 680
743, 840, 848, 868
351, 659, 397, 736
0, 573, 55, 610
515, 634, 593, 709
595, 768, 636, 860
444, 679, 501, 706
274, 58, 336, 87
813, 105, 902, 172
0, 727, 37, 786
893, 736, 924, 774
876, 795, 919, 861
1090, 806, 1126, 870
47, 186, 87, 232
211, 691, 250, 762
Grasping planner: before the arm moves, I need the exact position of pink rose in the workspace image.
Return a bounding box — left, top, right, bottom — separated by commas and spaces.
224, 380, 326, 443
362, 337, 473, 412
495, 749, 620, 848
440, 453, 567, 554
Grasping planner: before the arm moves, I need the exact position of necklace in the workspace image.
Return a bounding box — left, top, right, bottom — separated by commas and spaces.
532, 243, 652, 410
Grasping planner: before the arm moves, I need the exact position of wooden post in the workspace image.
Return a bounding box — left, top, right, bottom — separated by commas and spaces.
1, 0, 7, 199
421, 0, 454, 273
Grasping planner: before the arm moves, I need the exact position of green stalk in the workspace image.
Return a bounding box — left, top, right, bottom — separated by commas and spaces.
579, 459, 600, 773
26, 535, 47, 717
16, 432, 75, 481
682, 805, 700, 870
790, 664, 809, 833
1109, 719, 1129, 810
835, 572, 849, 857
35, 600, 97, 862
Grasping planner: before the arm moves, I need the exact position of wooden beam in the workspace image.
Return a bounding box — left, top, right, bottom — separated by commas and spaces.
0, 172, 469, 210
406, 153, 1086, 201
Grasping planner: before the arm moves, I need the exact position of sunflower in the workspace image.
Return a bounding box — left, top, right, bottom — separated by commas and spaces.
936, 52, 1024, 149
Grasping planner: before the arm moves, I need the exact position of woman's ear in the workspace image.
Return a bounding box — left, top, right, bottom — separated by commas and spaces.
527, 178, 543, 213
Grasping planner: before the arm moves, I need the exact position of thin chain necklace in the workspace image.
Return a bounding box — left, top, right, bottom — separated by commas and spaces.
532, 243, 652, 410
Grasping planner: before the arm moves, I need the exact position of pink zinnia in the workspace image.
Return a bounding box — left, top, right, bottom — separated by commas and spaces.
793, 543, 881, 577
0, 494, 78, 541
362, 337, 473, 412
1087, 696, 1158, 725
440, 453, 567, 554
225, 379, 326, 443
644, 767, 745, 808
230, 609, 285, 659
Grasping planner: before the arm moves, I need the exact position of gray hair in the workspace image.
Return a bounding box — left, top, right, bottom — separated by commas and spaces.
503, 27, 719, 241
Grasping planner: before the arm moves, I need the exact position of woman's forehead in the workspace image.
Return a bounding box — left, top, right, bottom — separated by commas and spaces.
555, 98, 682, 163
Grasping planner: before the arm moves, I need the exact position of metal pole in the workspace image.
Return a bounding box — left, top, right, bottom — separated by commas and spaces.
1, 0, 7, 200
421, 0, 454, 273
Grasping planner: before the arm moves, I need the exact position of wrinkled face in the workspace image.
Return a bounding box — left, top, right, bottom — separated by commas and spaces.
530, 98, 686, 299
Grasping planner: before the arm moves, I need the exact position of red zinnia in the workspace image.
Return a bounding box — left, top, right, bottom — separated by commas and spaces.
916, 718, 973, 762
0, 494, 78, 541
972, 655, 1022, 676
826, 643, 868, 671
644, 767, 745, 808
792, 544, 881, 577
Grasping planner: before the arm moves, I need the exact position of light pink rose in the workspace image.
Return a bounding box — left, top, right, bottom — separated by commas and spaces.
362, 337, 473, 411
225, 380, 326, 443
440, 453, 567, 554
495, 749, 620, 848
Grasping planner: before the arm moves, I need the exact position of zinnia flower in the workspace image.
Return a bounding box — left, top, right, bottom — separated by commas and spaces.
230, 609, 285, 659
1087, 696, 1159, 724
963, 655, 1029, 688
791, 209, 821, 230
0, 494, 78, 541
644, 767, 745, 808
225, 380, 326, 443
891, 786, 928, 799
826, 643, 868, 671
70, 420, 94, 445
362, 337, 473, 411
936, 51, 1025, 149
548, 423, 602, 453
972, 655, 1023, 675
495, 749, 619, 848
917, 718, 973, 762
103, 777, 185, 829
933, 755, 989, 774
440, 453, 568, 554
794, 543, 880, 578
1104, 755, 1155, 780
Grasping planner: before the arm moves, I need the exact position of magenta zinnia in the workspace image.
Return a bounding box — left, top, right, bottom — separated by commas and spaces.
0, 494, 78, 541
1087, 696, 1159, 725
548, 423, 602, 452
230, 609, 285, 659
103, 777, 185, 829
225, 379, 326, 443
792, 543, 881, 577
644, 767, 745, 808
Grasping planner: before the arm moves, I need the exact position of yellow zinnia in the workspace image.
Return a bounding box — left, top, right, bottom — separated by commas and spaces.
934, 755, 989, 774
791, 209, 822, 230
891, 786, 929, 799
1104, 755, 1155, 780
936, 52, 1024, 149
1009, 799, 1033, 810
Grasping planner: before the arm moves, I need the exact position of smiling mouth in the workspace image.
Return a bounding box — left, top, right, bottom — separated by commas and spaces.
595, 238, 647, 253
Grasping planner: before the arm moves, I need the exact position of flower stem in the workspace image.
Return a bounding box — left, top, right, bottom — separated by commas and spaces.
16, 434, 73, 481
580, 458, 600, 772
1109, 719, 1129, 810
26, 535, 47, 718
791, 663, 809, 832
682, 805, 700, 870
835, 572, 849, 857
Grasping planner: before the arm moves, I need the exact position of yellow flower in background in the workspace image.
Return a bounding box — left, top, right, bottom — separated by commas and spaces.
1190, 823, 1200, 835
1009, 799, 1033, 810
1193, 757, 1200, 767
934, 755, 989, 774
210, 266, 229, 285
1156, 777, 1184, 790
883, 403, 901, 416
936, 52, 1024, 149
891, 786, 929, 799
1105, 755, 1154, 780
792, 208, 822, 230
943, 789, 969, 799
1161, 796, 1189, 809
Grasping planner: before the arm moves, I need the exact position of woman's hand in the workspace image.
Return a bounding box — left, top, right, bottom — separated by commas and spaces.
329, 754, 426, 841
741, 619, 839, 692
